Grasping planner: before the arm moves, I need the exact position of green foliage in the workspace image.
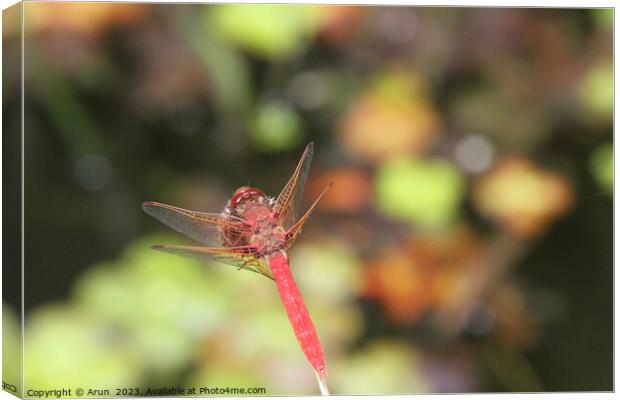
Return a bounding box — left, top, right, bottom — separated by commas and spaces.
73, 236, 230, 373
330, 341, 429, 394
290, 240, 362, 305
250, 101, 304, 152
34, 67, 105, 159
578, 60, 613, 122
208, 5, 318, 60
182, 18, 252, 114
375, 157, 465, 228
591, 9, 613, 29
24, 305, 143, 392
23, 234, 364, 394
590, 143, 613, 194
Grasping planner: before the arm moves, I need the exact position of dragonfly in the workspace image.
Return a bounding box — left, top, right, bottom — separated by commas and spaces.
142, 142, 332, 394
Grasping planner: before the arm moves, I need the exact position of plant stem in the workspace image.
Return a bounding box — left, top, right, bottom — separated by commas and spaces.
314, 370, 330, 396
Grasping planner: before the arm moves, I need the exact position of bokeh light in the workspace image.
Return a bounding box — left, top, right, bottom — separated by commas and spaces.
375, 157, 464, 228
472, 156, 574, 238
590, 144, 613, 194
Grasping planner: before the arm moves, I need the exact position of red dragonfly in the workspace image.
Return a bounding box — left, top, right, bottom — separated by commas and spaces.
142, 143, 331, 393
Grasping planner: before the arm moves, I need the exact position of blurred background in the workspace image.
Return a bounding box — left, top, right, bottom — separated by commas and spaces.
2, 3, 613, 395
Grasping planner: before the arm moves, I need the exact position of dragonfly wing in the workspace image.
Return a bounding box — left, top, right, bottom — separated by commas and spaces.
143, 202, 250, 246
151, 244, 274, 280
210, 254, 273, 280
285, 182, 333, 248
241, 257, 273, 280
274, 142, 314, 230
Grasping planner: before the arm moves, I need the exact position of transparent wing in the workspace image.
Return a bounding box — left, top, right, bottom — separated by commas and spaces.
142, 201, 251, 246
285, 182, 333, 248
151, 244, 274, 280
274, 142, 314, 230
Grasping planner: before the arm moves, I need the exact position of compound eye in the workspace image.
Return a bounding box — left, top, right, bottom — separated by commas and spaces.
230, 187, 265, 209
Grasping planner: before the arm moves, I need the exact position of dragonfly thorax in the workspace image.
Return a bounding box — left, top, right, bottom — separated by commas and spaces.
220, 186, 277, 248
249, 214, 287, 254
240, 203, 286, 254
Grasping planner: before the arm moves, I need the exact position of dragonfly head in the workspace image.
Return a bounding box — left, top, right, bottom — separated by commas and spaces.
230, 187, 266, 211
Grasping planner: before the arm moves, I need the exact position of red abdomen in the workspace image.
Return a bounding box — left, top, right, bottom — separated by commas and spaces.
267, 252, 327, 378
